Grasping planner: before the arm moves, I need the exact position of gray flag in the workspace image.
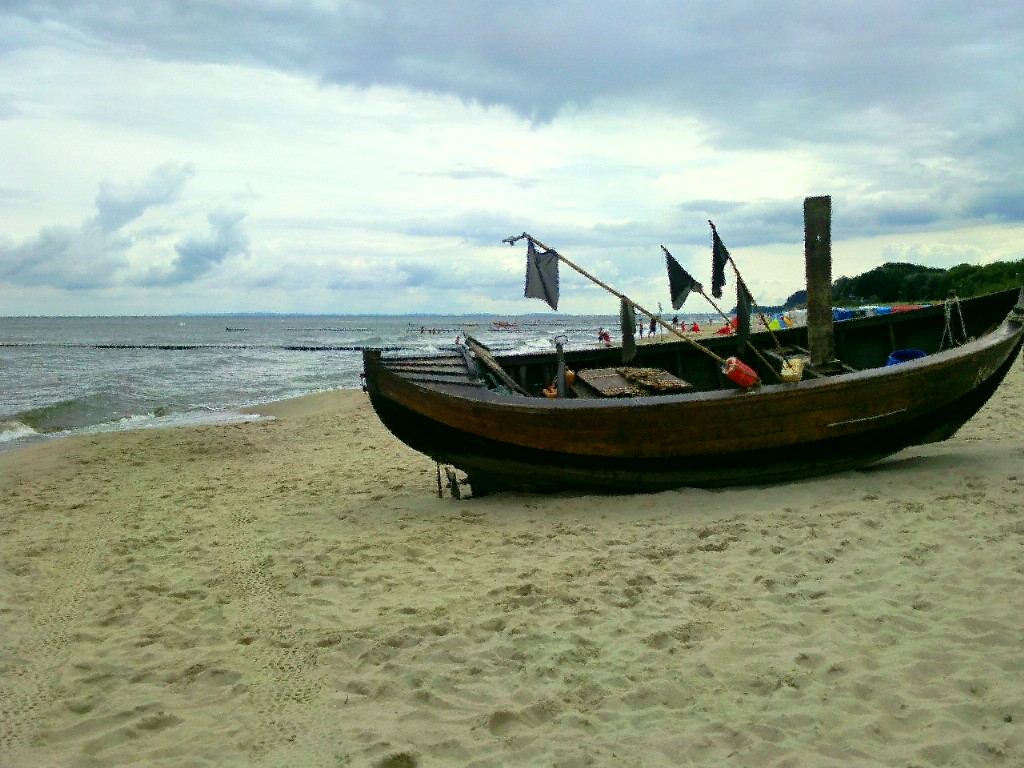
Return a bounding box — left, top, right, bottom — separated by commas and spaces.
524, 239, 559, 310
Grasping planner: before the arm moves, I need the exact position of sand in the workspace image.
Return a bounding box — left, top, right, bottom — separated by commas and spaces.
2, 361, 1023, 767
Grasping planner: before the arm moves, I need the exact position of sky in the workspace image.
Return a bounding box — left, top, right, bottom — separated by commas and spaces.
2, 1, 1023, 316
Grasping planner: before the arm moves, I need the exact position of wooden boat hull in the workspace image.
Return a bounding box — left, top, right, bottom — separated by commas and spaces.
363, 288, 1024, 493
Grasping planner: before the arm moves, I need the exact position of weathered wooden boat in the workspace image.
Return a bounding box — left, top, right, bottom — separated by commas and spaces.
362, 285, 1024, 495
364, 195, 1022, 495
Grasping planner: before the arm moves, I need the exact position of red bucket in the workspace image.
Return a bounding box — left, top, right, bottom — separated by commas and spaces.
722, 357, 759, 388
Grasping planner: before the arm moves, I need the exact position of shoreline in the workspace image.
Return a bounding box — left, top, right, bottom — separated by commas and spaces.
0, 387, 369, 458
2, 360, 1022, 766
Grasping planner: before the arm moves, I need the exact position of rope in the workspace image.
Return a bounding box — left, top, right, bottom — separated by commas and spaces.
940, 292, 967, 351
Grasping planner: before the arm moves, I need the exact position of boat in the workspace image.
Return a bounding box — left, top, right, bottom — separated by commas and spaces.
363, 284, 1023, 495
362, 200, 1024, 495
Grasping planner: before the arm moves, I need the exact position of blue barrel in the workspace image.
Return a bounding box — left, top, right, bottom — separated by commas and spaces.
886, 349, 926, 366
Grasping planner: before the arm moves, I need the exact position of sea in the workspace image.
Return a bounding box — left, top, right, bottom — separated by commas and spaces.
1, 312, 713, 452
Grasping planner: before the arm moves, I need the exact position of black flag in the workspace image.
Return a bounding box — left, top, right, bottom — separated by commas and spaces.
736, 281, 753, 354
710, 221, 730, 299
664, 247, 700, 310
620, 298, 637, 363
524, 239, 559, 310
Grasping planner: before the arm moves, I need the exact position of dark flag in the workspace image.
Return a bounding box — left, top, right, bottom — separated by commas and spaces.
736, 281, 753, 354
710, 221, 729, 299
524, 239, 559, 310
620, 298, 636, 363
664, 247, 700, 310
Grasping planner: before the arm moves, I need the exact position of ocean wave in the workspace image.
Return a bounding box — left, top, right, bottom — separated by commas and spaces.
0, 420, 38, 443
81, 410, 267, 434
12, 396, 124, 434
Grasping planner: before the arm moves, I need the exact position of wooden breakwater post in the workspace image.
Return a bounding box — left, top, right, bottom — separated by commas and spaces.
804, 195, 834, 365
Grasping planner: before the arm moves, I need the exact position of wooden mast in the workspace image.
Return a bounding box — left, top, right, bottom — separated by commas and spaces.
804, 195, 834, 366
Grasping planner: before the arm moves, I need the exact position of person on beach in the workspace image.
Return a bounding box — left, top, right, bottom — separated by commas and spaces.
649, 316, 657, 337
691, 321, 701, 333
598, 327, 611, 345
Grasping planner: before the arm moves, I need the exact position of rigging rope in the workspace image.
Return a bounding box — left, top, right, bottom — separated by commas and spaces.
939, 291, 967, 351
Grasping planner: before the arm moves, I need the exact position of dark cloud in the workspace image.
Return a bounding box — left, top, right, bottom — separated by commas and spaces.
8, 2, 1021, 242
669, 199, 805, 248
7, 2, 1020, 128
964, 188, 1024, 223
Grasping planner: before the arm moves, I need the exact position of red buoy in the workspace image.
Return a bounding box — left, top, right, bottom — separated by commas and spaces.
722, 357, 759, 388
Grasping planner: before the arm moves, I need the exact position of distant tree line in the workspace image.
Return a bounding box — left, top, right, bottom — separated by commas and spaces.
780, 259, 1024, 309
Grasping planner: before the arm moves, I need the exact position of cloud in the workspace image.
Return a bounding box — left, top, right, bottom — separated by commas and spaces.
2, 2, 1022, 315
0, 93, 19, 120
0, 164, 245, 292
7, 2, 1020, 128
94, 162, 195, 233
0, 222, 128, 290
142, 209, 250, 286
7, 4, 1023, 217
965, 187, 1024, 223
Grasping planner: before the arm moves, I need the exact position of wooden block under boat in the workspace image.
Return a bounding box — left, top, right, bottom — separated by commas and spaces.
577, 367, 693, 397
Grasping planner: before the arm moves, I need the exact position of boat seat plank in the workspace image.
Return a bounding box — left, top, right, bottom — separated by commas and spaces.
387, 364, 471, 376
388, 356, 465, 364
383, 351, 484, 387
385, 350, 482, 382
568, 378, 603, 399
577, 367, 694, 397
401, 374, 487, 388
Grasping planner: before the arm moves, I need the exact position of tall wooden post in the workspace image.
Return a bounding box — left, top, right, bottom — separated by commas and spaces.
804, 195, 833, 365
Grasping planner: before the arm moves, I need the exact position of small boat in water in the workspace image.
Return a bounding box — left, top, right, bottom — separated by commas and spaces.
362, 199, 1024, 496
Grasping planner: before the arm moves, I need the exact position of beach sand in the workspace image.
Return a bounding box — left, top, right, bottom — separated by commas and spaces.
2, 361, 1023, 767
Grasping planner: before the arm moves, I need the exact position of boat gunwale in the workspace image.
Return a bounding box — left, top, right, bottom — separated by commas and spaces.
371, 307, 1024, 412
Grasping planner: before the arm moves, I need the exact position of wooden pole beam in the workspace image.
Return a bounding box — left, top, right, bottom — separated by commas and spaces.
804, 196, 834, 366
